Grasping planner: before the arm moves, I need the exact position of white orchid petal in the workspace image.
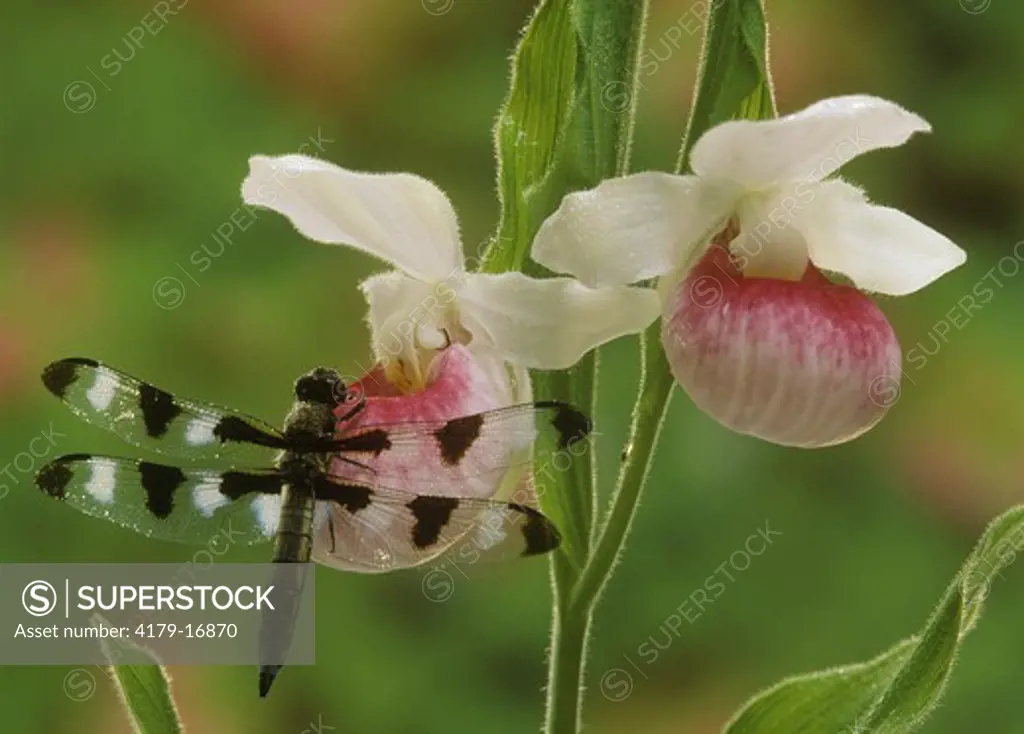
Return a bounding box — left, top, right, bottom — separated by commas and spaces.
690, 95, 930, 186
243, 155, 463, 281
797, 180, 967, 296
531, 173, 738, 288
662, 247, 902, 448
458, 272, 660, 369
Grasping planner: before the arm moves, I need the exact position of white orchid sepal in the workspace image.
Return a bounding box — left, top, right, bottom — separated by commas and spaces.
533, 95, 966, 294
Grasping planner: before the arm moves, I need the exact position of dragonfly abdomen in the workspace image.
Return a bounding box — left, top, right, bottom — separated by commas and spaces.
270, 479, 317, 564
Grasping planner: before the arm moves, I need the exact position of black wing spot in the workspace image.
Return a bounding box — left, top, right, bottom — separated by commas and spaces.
407, 496, 460, 549
537, 402, 592, 449
214, 416, 287, 449
139, 383, 182, 439
35, 457, 79, 498
138, 462, 186, 519
221, 471, 285, 500
512, 503, 560, 556
435, 413, 484, 467
42, 358, 96, 399
314, 478, 373, 513
336, 429, 392, 456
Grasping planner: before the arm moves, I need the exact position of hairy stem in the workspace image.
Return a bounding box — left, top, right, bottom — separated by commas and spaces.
571, 324, 674, 612
544, 555, 590, 733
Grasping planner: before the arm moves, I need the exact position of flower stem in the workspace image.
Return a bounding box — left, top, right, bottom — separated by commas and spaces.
544, 325, 674, 733
571, 324, 674, 613
544, 556, 591, 734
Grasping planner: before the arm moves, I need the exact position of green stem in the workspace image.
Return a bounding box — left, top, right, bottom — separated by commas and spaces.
571, 324, 673, 612
545, 327, 673, 733
544, 556, 591, 733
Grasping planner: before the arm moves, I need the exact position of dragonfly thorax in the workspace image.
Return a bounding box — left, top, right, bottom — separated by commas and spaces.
279, 367, 344, 450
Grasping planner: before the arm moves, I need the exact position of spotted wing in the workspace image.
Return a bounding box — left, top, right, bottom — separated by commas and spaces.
330, 401, 591, 499
42, 358, 288, 463
35, 453, 284, 544
311, 475, 560, 572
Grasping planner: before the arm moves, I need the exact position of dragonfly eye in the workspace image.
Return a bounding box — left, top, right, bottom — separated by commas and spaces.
294, 368, 344, 406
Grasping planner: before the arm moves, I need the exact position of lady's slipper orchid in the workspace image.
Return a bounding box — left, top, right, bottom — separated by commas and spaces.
532, 96, 967, 447
315, 344, 534, 571
242, 155, 660, 395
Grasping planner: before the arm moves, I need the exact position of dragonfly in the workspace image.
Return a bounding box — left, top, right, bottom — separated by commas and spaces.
35, 357, 590, 696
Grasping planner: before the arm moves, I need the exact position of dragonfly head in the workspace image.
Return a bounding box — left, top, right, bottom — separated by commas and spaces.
294, 367, 346, 408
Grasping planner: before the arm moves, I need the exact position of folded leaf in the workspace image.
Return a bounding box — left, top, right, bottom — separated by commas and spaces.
483, 0, 577, 276
725, 505, 1024, 734
677, 0, 776, 169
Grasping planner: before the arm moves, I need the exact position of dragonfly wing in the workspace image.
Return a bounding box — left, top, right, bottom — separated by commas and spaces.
310, 476, 560, 573
42, 358, 287, 464
35, 454, 284, 544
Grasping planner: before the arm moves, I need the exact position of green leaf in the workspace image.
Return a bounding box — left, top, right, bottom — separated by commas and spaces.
483, 0, 648, 277
570, 0, 650, 182
725, 505, 1024, 734
108, 665, 183, 734
482, 0, 577, 276
96, 615, 183, 734
532, 359, 595, 571
677, 0, 776, 169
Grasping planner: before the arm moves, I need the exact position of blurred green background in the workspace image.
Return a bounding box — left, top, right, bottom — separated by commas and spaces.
3, 0, 1024, 732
